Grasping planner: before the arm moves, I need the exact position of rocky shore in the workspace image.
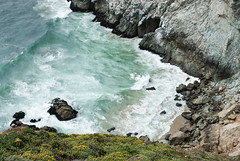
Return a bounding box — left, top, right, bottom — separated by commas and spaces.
67, 0, 240, 156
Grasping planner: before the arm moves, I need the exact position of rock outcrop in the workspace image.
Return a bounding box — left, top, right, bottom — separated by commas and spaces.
48, 98, 78, 121
68, 0, 239, 81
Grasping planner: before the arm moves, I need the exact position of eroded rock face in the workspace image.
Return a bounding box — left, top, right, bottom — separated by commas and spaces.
140, 0, 240, 80
69, 0, 239, 80
48, 98, 78, 121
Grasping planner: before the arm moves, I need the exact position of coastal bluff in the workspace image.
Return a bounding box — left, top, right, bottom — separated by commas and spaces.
67, 0, 240, 156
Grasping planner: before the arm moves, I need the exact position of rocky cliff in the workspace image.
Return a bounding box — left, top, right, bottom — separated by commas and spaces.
67, 0, 240, 156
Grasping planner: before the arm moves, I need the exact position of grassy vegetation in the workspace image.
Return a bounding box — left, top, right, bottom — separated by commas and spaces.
0, 127, 238, 161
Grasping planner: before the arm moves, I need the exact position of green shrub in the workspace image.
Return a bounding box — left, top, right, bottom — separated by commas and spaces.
0, 128, 239, 161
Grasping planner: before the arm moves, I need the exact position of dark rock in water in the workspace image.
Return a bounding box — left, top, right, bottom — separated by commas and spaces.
186, 77, 190, 81
13, 111, 25, 120
139, 135, 150, 142
176, 103, 182, 107
107, 127, 116, 132
30, 119, 41, 123
181, 112, 192, 120
126, 133, 132, 137
134, 132, 138, 136
146, 87, 156, 90
40, 126, 57, 132
160, 110, 166, 115
161, 54, 171, 63
176, 84, 187, 93
197, 119, 208, 130
48, 98, 78, 121
174, 95, 181, 101
10, 120, 23, 127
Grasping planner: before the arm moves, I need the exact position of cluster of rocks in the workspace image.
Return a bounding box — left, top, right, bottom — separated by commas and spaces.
167, 77, 240, 156
9, 98, 78, 132
10, 111, 57, 132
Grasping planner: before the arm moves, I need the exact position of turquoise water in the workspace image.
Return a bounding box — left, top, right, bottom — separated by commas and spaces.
0, 0, 194, 140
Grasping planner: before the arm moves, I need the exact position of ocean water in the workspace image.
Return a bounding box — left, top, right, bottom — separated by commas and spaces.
0, 0, 195, 140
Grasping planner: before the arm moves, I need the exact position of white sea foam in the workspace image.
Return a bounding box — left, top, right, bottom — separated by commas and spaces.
33, 0, 71, 19
105, 39, 198, 141
130, 74, 150, 90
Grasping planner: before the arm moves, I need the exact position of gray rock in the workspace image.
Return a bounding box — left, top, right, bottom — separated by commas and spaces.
187, 83, 195, 91
139, 0, 240, 80
181, 112, 192, 120
48, 98, 78, 121
192, 113, 201, 122
197, 119, 208, 130
207, 116, 219, 124
192, 96, 210, 105
228, 114, 236, 120
139, 135, 150, 142
176, 84, 187, 93
169, 131, 188, 145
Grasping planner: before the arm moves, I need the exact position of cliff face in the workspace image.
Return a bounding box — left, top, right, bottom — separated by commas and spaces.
68, 0, 240, 155
89, 0, 240, 80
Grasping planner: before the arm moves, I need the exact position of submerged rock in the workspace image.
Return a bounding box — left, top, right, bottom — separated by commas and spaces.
48, 98, 78, 121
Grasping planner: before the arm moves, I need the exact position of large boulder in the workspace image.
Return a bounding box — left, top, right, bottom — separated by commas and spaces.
13, 111, 25, 120
169, 131, 188, 145
218, 121, 240, 154
48, 98, 78, 121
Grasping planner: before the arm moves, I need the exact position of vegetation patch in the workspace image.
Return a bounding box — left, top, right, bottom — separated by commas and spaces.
0, 128, 238, 161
